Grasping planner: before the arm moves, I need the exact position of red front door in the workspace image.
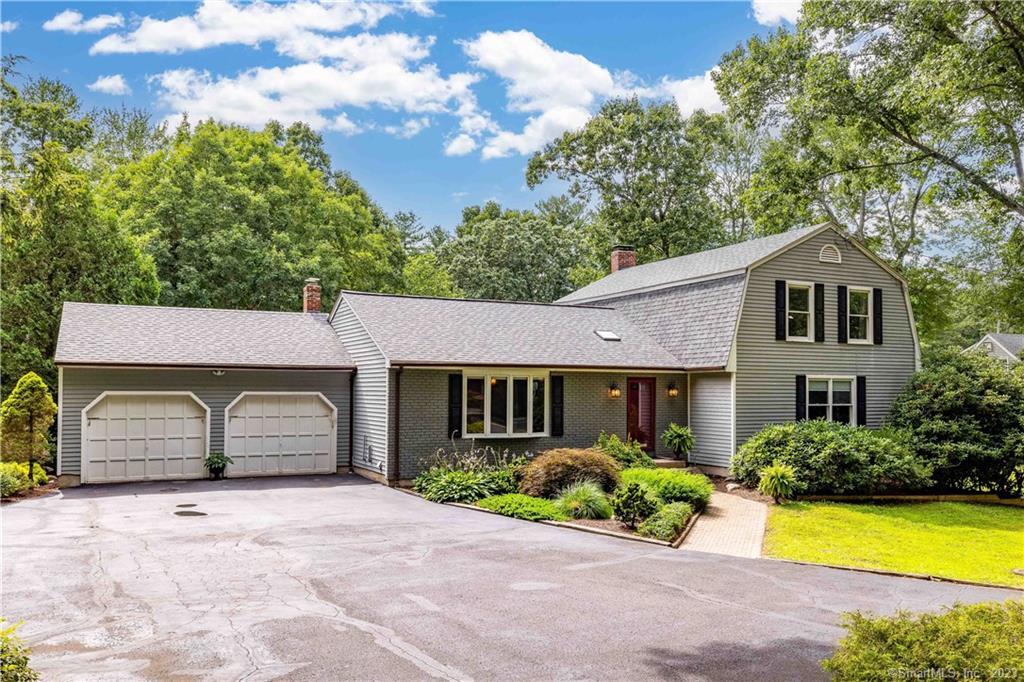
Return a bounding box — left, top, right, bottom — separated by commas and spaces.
627, 378, 656, 452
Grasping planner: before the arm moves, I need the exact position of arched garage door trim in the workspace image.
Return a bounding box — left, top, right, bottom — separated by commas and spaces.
224, 392, 337, 476
80, 391, 211, 484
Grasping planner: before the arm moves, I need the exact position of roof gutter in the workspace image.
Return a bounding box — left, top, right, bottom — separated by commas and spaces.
54, 361, 355, 371
388, 361, 724, 373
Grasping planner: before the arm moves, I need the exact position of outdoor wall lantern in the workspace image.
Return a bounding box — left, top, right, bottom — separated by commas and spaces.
608, 382, 622, 399
211, 370, 226, 377
667, 382, 679, 397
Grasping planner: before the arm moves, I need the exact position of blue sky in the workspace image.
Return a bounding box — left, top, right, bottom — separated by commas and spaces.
1, 1, 798, 230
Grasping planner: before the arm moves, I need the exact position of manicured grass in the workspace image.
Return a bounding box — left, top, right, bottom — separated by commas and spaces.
764, 502, 1024, 588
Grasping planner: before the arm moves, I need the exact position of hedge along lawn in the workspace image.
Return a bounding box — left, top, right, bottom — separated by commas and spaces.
764, 502, 1024, 589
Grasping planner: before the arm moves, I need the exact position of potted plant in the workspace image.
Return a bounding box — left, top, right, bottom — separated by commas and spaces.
204, 452, 233, 480
661, 423, 694, 462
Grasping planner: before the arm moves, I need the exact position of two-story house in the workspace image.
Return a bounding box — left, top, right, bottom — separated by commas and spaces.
53, 222, 919, 486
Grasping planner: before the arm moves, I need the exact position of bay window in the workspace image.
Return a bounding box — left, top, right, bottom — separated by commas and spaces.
464, 371, 548, 437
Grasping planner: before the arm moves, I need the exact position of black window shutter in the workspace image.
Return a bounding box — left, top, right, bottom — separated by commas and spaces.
856, 375, 867, 426
447, 373, 462, 439
550, 375, 564, 437
873, 288, 884, 344
837, 285, 848, 344
814, 283, 825, 342
775, 280, 786, 340
795, 375, 807, 421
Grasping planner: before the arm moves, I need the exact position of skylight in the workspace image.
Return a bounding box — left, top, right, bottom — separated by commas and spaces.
595, 330, 621, 341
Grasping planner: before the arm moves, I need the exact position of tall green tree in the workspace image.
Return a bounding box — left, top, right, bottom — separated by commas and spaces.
526, 98, 721, 262
1, 144, 159, 393
0, 372, 58, 478
98, 121, 404, 310
1, 58, 92, 164
439, 201, 578, 302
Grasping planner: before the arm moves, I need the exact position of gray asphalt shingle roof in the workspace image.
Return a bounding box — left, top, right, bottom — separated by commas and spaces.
602, 274, 746, 369
339, 292, 685, 369
559, 223, 829, 303
990, 333, 1024, 357
55, 302, 353, 369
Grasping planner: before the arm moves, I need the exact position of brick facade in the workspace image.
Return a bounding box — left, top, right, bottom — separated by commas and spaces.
392, 369, 688, 479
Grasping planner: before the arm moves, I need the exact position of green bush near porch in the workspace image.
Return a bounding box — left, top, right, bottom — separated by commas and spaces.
637, 502, 693, 542
620, 468, 713, 510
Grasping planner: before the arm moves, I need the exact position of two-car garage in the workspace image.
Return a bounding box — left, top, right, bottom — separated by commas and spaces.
80, 390, 338, 484
55, 302, 354, 486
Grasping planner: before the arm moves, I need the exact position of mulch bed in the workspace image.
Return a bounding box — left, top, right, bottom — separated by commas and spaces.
708, 475, 773, 504
566, 518, 637, 535
1, 479, 60, 505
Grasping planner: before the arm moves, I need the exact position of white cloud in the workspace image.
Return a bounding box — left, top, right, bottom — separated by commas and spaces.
657, 70, 724, 116
383, 117, 431, 139
751, 0, 802, 26
444, 134, 477, 156
1, 21, 18, 33
462, 30, 616, 113
275, 31, 433, 64
90, 0, 395, 54
150, 62, 479, 131
87, 74, 131, 96
482, 106, 592, 160
43, 9, 123, 34
328, 113, 361, 135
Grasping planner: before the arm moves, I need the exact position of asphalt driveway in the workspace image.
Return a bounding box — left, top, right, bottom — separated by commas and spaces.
2, 476, 1016, 681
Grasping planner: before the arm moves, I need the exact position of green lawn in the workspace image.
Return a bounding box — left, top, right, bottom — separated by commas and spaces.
764, 502, 1024, 589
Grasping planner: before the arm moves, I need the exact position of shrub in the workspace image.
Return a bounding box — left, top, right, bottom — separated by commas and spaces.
1, 619, 40, 681
637, 502, 693, 542
620, 468, 713, 510
519, 448, 620, 498
822, 600, 1024, 680
0, 462, 47, 498
731, 421, 931, 495
554, 480, 613, 519
0, 373, 58, 480
477, 494, 567, 521
594, 431, 654, 468
890, 348, 1024, 497
413, 446, 527, 503
415, 469, 493, 503
661, 423, 695, 460
611, 482, 662, 528
758, 461, 797, 503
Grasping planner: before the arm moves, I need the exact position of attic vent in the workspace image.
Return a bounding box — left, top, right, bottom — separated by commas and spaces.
595, 330, 621, 341
819, 245, 842, 264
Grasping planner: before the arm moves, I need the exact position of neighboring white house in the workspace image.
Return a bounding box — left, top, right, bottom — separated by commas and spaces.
964, 332, 1024, 365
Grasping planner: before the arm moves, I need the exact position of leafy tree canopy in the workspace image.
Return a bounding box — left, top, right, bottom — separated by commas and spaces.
98, 120, 405, 310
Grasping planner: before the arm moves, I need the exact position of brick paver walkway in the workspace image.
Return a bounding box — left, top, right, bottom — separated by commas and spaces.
681, 491, 767, 558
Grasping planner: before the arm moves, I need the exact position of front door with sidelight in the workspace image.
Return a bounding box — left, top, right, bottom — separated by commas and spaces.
627, 378, 656, 452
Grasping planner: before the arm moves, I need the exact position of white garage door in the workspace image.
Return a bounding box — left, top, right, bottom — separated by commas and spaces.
83, 393, 208, 483
225, 393, 336, 476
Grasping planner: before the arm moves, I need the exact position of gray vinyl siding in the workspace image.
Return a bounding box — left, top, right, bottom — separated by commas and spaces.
688, 372, 734, 468
392, 369, 688, 479
331, 298, 389, 476
734, 230, 918, 447
58, 367, 350, 476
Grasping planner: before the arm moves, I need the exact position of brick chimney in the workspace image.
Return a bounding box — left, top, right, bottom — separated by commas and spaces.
303, 277, 321, 313
611, 245, 636, 273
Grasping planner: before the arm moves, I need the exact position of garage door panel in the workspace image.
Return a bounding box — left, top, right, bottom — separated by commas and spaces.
226, 393, 335, 477
84, 394, 207, 483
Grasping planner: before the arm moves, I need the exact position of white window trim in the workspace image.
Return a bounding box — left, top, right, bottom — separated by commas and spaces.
785, 280, 815, 343
806, 376, 857, 425
847, 286, 874, 345
463, 369, 550, 439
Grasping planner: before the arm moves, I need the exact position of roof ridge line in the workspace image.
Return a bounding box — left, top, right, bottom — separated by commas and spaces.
342, 290, 615, 310
63, 301, 325, 317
